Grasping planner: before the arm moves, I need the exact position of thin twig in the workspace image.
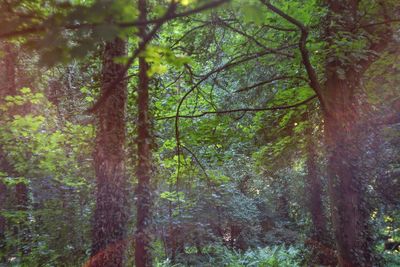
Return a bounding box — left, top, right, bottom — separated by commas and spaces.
181, 145, 210, 180
234, 75, 307, 93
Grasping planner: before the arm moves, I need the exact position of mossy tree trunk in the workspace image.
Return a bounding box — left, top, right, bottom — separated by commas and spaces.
90, 38, 129, 267
135, 1, 153, 266
323, 69, 375, 266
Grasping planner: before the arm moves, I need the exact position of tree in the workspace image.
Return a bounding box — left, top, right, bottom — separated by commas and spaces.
303, 106, 336, 265
0, 42, 29, 211
0, 1, 399, 266
89, 38, 129, 267
0, 42, 32, 258
134, 1, 153, 266
322, 1, 396, 265
260, 0, 398, 265
0, 42, 16, 261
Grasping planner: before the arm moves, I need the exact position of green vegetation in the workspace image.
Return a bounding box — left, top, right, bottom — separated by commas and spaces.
0, 0, 399, 266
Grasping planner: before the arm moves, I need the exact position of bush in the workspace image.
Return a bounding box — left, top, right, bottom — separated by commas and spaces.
154, 245, 301, 267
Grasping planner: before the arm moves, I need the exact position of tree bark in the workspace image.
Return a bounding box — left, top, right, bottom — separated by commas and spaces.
2, 42, 16, 95
323, 74, 374, 266
135, 1, 153, 266
90, 38, 129, 267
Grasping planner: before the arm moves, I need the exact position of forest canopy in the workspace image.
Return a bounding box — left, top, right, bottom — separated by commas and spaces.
0, 0, 399, 266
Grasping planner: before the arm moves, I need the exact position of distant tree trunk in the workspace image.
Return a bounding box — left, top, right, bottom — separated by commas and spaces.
16, 184, 29, 210
305, 112, 327, 240
275, 177, 290, 220
276, 194, 290, 219
135, 1, 153, 266
90, 38, 128, 267
304, 111, 338, 265
0, 42, 30, 256
1, 43, 29, 210
0, 182, 6, 256
0, 42, 14, 249
2, 42, 16, 95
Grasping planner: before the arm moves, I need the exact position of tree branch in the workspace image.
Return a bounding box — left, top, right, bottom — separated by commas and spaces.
0, 0, 230, 39
216, 18, 294, 58
360, 19, 400, 28
160, 94, 316, 120
259, 0, 327, 113
86, 2, 178, 113
173, 46, 297, 167
181, 145, 210, 180
234, 75, 307, 93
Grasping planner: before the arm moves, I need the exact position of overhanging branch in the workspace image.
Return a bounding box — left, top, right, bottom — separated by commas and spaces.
86, 2, 178, 113
160, 94, 316, 120
259, 0, 327, 113
0, 0, 230, 39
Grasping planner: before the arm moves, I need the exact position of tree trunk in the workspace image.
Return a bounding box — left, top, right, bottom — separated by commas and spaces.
323, 73, 373, 266
0, 42, 15, 253
305, 114, 327, 240
135, 1, 153, 266
2, 43, 16, 94
1, 43, 29, 210
0, 42, 30, 256
304, 112, 338, 265
0, 181, 6, 258
90, 38, 128, 267
275, 177, 290, 221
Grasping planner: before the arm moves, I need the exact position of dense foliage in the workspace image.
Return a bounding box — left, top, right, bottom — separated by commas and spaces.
0, 0, 399, 266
